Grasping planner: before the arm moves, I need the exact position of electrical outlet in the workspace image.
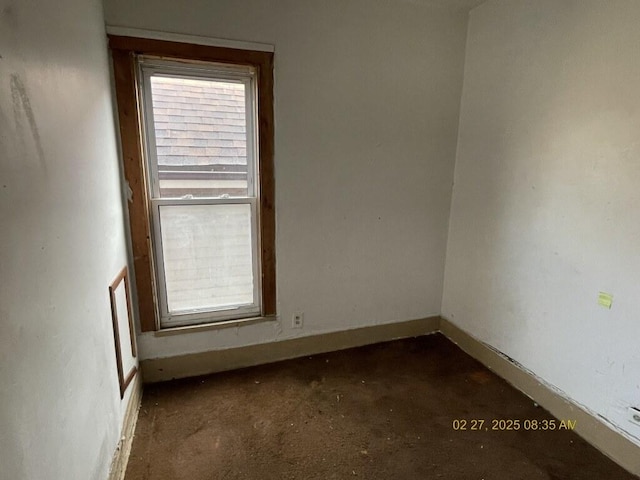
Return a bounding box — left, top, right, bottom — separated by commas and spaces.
628, 407, 640, 426
292, 312, 304, 329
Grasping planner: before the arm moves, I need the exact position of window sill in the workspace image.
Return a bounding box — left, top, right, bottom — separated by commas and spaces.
153, 315, 278, 337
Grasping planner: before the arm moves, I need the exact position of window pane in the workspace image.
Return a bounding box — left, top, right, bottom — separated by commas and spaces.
150, 76, 249, 198
159, 204, 254, 314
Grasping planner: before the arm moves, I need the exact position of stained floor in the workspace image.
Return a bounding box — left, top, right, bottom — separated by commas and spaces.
125, 334, 637, 479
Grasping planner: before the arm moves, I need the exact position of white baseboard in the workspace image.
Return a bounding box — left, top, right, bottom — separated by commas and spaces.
133, 315, 639, 477
108, 374, 143, 480
440, 317, 640, 478
140, 316, 441, 383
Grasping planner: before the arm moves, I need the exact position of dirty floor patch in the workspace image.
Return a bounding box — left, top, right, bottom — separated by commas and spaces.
125, 334, 637, 480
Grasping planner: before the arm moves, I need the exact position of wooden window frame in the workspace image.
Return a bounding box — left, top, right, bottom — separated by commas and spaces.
109, 35, 276, 332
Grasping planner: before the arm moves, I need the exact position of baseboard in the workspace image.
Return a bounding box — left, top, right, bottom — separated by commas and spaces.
108, 374, 143, 480
137, 315, 639, 476
440, 317, 640, 477
140, 316, 440, 383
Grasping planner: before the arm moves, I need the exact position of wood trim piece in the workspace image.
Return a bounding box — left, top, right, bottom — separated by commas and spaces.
108, 35, 277, 329
140, 316, 440, 383
440, 318, 640, 477
109, 35, 272, 66
109, 266, 139, 398
111, 49, 157, 332
257, 52, 276, 316
105, 26, 275, 53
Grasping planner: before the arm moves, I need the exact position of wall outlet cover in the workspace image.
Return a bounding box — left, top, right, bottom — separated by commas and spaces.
292, 312, 304, 329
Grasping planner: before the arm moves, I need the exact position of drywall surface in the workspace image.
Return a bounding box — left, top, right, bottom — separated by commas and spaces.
0, 0, 136, 479
443, 0, 640, 446
104, 0, 469, 359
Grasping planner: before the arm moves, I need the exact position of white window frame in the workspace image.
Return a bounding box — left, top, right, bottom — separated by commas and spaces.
137, 56, 262, 328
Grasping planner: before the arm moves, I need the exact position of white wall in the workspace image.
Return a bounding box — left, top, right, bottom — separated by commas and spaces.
443, 0, 640, 445
0, 0, 136, 478
104, 0, 469, 359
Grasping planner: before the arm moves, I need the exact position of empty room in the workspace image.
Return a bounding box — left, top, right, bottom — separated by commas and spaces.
1, 0, 639, 479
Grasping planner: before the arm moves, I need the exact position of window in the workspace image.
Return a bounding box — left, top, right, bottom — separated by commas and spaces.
110, 36, 275, 331
141, 60, 260, 327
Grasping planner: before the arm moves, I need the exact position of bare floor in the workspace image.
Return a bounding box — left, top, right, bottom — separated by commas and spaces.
125, 334, 637, 480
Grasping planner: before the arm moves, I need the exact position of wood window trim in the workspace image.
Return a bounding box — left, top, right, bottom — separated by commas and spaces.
109, 35, 276, 332
109, 266, 138, 397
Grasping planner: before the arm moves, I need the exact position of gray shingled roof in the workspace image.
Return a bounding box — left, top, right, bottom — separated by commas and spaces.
150, 77, 247, 167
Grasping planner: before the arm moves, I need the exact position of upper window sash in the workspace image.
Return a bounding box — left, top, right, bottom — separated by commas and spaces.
137, 57, 259, 201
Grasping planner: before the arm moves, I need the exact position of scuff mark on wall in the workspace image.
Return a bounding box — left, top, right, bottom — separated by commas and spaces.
1, 3, 15, 26
10, 73, 46, 170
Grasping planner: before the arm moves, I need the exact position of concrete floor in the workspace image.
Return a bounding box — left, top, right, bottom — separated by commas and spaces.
125, 334, 637, 479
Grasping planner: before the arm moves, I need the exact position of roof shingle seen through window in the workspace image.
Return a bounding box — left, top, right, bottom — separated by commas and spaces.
150, 76, 247, 168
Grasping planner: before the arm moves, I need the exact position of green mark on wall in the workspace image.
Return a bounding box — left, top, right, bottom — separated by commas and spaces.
598, 292, 613, 309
